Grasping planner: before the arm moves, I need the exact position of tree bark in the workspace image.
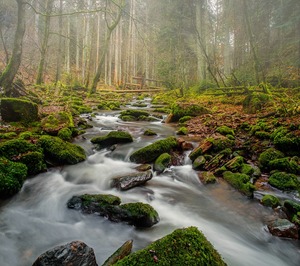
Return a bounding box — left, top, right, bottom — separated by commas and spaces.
0, 0, 26, 95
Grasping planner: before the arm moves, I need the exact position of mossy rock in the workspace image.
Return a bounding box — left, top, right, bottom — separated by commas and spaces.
58, 127, 73, 141
18, 151, 46, 176
216, 126, 235, 136
0, 132, 18, 139
114, 227, 227, 266
242, 93, 271, 114
240, 164, 255, 176
224, 156, 244, 172
154, 153, 171, 173
119, 110, 150, 121
255, 131, 270, 140
0, 139, 40, 158
258, 148, 284, 170
0, 157, 27, 199
208, 136, 234, 154
179, 115, 192, 124
268, 157, 300, 174
192, 156, 206, 170
0, 98, 39, 123
261, 194, 280, 208
268, 172, 300, 191
130, 137, 178, 164
205, 148, 232, 171
168, 103, 209, 122
200, 171, 217, 184
176, 127, 188, 135
223, 171, 255, 197
273, 133, 300, 155
41, 111, 74, 135
68, 195, 159, 228
143, 129, 157, 136
189, 140, 213, 162
91, 131, 133, 149
39, 135, 86, 165
98, 101, 121, 110
119, 202, 159, 228
283, 200, 300, 219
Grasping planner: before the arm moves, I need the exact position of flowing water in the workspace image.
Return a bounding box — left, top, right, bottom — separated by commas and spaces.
0, 99, 299, 266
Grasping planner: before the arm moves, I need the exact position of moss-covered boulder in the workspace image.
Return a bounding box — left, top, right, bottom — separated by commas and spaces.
154, 153, 171, 173
41, 111, 74, 135
240, 164, 255, 176
114, 227, 227, 266
273, 133, 300, 155
168, 103, 210, 122
91, 131, 133, 149
283, 200, 300, 222
179, 115, 192, 124
176, 127, 188, 135
0, 139, 46, 175
39, 135, 86, 165
192, 155, 206, 170
268, 157, 300, 174
258, 148, 285, 170
0, 157, 27, 198
143, 129, 157, 136
261, 194, 280, 208
189, 140, 213, 162
0, 98, 39, 123
224, 156, 244, 172
205, 148, 232, 171
216, 126, 235, 136
130, 137, 178, 164
223, 171, 255, 197
242, 93, 271, 114
268, 172, 300, 191
119, 110, 151, 121
67, 194, 159, 228
267, 219, 298, 239
57, 127, 73, 141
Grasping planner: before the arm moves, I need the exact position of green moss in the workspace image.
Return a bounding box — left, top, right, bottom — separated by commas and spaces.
179, 116, 192, 124
130, 137, 178, 164
176, 127, 188, 135
240, 164, 255, 176
38, 135, 86, 165
121, 115, 136, 121
216, 126, 235, 136
192, 156, 206, 170
169, 103, 209, 122
268, 172, 300, 191
143, 129, 157, 136
0, 157, 27, 198
0, 132, 17, 139
242, 93, 271, 114
115, 227, 227, 266
258, 148, 285, 170
18, 151, 46, 175
57, 128, 73, 141
205, 148, 232, 170
255, 131, 270, 139
19, 131, 34, 140
268, 157, 300, 174
283, 200, 300, 216
81, 194, 121, 206
0, 98, 39, 124
91, 131, 133, 148
0, 139, 40, 159
273, 133, 300, 155
224, 156, 244, 172
154, 153, 171, 173
261, 195, 280, 208
223, 171, 255, 197
120, 202, 159, 222
41, 111, 74, 134
208, 137, 234, 153
201, 171, 217, 184
119, 110, 150, 121
98, 101, 121, 110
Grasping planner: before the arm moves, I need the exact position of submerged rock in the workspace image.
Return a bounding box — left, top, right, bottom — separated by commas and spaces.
114, 227, 227, 265
91, 131, 133, 149
111, 170, 153, 190
267, 219, 298, 239
67, 194, 159, 228
32, 240, 98, 266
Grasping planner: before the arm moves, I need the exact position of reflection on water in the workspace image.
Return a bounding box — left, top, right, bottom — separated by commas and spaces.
0, 112, 299, 266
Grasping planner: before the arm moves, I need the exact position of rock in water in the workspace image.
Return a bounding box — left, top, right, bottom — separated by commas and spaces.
267, 219, 299, 239
32, 241, 98, 266
111, 170, 153, 190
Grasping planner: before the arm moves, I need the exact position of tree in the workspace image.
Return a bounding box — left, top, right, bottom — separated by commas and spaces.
0, 0, 26, 96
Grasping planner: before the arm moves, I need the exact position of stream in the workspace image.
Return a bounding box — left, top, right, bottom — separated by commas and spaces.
0, 98, 299, 266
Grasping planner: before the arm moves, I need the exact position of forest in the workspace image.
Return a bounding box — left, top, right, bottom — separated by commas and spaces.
0, 0, 300, 266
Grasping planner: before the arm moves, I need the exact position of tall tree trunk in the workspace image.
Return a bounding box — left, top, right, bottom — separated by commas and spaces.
36, 0, 54, 85
90, 0, 124, 94
55, 0, 63, 83
0, 0, 26, 95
